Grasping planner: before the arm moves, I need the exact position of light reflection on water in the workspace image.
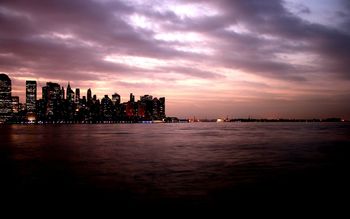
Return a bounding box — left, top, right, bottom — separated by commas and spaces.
1, 122, 350, 208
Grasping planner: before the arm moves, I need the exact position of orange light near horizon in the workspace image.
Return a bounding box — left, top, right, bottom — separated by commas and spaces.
27, 112, 36, 123
27, 116, 36, 122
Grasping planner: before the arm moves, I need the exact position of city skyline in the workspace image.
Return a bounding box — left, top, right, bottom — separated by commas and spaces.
0, 73, 166, 123
1, 0, 350, 119
0, 72, 346, 122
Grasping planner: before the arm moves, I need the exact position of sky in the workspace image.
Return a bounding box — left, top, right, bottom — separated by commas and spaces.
1, 0, 350, 119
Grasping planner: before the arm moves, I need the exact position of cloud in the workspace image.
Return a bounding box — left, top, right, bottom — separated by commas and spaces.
170, 0, 350, 80
215, 0, 350, 78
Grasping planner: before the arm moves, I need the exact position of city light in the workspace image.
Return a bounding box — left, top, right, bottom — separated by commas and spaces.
0, 73, 166, 123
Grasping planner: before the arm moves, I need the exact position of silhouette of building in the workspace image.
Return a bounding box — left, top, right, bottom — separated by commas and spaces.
140, 94, 153, 101
87, 88, 92, 103
126, 101, 134, 117
75, 88, 80, 104
130, 93, 135, 103
60, 86, 65, 100
152, 97, 159, 119
137, 101, 146, 118
0, 73, 12, 122
42, 82, 61, 117
81, 96, 86, 105
26, 80, 37, 113
36, 99, 46, 121
112, 93, 121, 105
140, 95, 153, 119
12, 96, 19, 114
159, 97, 165, 118
66, 82, 74, 102
101, 95, 113, 120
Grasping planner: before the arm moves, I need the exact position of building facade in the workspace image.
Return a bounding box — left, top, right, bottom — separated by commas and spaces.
42, 82, 61, 117
12, 96, 19, 114
0, 74, 12, 122
26, 80, 37, 113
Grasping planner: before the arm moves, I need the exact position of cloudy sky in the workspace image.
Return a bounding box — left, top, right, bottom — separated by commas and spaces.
1, 0, 350, 119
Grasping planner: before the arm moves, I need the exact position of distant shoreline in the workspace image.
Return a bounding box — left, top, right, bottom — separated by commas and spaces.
216, 118, 347, 123
1, 118, 348, 124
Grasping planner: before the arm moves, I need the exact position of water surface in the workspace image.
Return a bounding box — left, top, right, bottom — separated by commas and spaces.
1, 122, 349, 212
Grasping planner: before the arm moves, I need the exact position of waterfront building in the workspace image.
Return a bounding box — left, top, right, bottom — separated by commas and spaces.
75, 88, 80, 104
42, 82, 61, 117
26, 80, 37, 113
87, 88, 92, 103
112, 93, 121, 105
12, 96, 19, 114
0, 74, 12, 122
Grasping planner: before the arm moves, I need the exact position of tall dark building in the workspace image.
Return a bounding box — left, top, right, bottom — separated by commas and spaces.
137, 101, 146, 118
140, 95, 153, 119
75, 88, 80, 103
66, 82, 74, 102
126, 101, 134, 117
81, 96, 86, 105
42, 82, 61, 116
12, 96, 19, 114
60, 86, 65, 100
26, 80, 37, 113
87, 88, 92, 102
140, 94, 153, 101
130, 93, 135, 103
0, 73, 12, 122
101, 95, 113, 120
36, 99, 46, 120
152, 97, 159, 118
112, 93, 121, 105
159, 97, 165, 118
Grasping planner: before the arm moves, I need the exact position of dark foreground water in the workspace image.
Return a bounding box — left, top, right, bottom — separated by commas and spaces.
1, 123, 350, 214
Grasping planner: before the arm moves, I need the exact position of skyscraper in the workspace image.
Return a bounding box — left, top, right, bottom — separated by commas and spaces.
112, 93, 121, 105
140, 94, 153, 101
101, 95, 113, 120
87, 88, 92, 102
140, 95, 153, 119
12, 96, 19, 114
66, 82, 74, 102
75, 88, 80, 104
26, 80, 37, 113
126, 101, 134, 117
0, 73, 12, 122
152, 97, 159, 118
130, 93, 135, 103
42, 82, 61, 116
159, 97, 165, 118
60, 86, 65, 100
137, 101, 146, 117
